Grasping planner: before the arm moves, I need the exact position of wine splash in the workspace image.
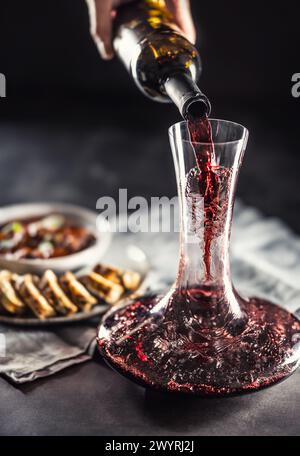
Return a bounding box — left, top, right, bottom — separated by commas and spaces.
187, 115, 222, 279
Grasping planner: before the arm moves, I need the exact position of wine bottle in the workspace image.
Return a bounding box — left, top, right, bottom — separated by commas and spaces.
113, 0, 211, 119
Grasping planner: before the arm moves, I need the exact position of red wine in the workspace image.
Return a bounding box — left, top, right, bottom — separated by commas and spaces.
98, 289, 300, 395
187, 116, 227, 279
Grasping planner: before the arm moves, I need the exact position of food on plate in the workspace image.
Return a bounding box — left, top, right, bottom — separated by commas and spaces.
60, 271, 97, 312
17, 274, 56, 320
93, 264, 141, 291
0, 270, 25, 315
0, 263, 142, 320
93, 264, 124, 285
0, 214, 96, 260
39, 270, 78, 315
81, 272, 124, 305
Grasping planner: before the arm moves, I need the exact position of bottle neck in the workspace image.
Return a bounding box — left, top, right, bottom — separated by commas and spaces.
164, 73, 211, 119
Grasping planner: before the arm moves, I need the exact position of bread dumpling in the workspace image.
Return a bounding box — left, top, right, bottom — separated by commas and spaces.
0, 270, 25, 315
60, 271, 97, 312
40, 270, 78, 315
81, 272, 124, 305
18, 274, 55, 319
94, 264, 141, 291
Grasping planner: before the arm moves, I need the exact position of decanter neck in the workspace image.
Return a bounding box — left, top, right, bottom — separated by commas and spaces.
169, 118, 249, 325
176, 186, 233, 290
173, 186, 246, 327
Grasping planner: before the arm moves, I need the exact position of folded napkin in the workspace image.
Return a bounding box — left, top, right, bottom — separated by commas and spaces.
0, 321, 97, 383
0, 200, 299, 384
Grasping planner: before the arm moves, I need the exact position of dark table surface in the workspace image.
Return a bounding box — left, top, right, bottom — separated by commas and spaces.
1, 354, 300, 436
0, 98, 299, 436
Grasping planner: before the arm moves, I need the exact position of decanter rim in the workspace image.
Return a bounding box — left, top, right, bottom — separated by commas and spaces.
169, 118, 249, 147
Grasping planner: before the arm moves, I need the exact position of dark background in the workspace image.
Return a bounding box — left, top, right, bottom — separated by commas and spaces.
0, 0, 299, 232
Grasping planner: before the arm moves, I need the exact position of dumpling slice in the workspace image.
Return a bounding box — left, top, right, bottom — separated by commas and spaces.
39, 270, 78, 315
0, 270, 25, 315
93, 264, 123, 285
81, 272, 124, 305
60, 271, 97, 312
94, 264, 141, 291
18, 274, 55, 320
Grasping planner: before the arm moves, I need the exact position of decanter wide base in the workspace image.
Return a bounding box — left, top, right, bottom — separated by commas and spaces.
97, 292, 300, 396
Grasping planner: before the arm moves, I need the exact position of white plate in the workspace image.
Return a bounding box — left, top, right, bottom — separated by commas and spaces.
0, 244, 150, 326
0, 202, 112, 275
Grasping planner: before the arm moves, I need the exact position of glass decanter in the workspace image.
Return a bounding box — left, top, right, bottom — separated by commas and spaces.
97, 119, 300, 395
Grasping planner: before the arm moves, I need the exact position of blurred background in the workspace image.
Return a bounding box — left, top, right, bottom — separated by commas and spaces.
0, 0, 299, 231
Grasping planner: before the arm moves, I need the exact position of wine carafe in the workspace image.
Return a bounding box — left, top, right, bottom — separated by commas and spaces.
98, 119, 300, 395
